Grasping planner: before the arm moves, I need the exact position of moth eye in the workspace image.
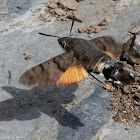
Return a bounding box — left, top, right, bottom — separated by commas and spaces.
62, 41, 66, 48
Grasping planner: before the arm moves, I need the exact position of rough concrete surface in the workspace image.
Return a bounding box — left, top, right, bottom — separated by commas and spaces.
0, 0, 140, 140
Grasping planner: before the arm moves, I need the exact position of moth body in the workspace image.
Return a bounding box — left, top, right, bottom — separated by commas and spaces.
58, 37, 112, 73
59, 37, 134, 84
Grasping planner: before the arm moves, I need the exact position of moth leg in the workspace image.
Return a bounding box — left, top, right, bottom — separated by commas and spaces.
88, 72, 104, 84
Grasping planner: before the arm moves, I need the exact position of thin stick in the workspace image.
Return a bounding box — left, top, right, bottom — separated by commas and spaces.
39, 33, 60, 38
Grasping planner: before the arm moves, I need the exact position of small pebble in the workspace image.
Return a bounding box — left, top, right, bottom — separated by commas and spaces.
94, 26, 101, 33
90, 1, 94, 4
87, 27, 93, 31
104, 17, 110, 25
60, 17, 68, 21
107, 105, 113, 110
123, 85, 130, 94
25, 55, 32, 60
104, 82, 112, 91
87, 27, 95, 33
88, 34, 94, 38
134, 93, 140, 99
78, 26, 87, 33
100, 21, 107, 26
100, 26, 107, 30
137, 86, 140, 92
125, 128, 129, 130
17, 5, 22, 9
54, 8, 66, 16
90, 24, 97, 29
48, 2, 57, 9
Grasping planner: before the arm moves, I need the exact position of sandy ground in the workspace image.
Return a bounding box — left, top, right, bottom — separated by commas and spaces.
0, 0, 140, 140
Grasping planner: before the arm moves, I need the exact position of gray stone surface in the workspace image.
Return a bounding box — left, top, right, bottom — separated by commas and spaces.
0, 0, 140, 140
57, 87, 111, 140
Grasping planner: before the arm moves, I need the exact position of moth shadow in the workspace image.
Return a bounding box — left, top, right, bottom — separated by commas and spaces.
1, 85, 84, 129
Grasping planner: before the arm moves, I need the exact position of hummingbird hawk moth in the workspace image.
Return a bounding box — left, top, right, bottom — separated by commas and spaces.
19, 21, 135, 88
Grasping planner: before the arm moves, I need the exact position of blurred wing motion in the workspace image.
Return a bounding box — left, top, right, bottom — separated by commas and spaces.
19, 51, 88, 88
103, 51, 115, 59
90, 36, 123, 59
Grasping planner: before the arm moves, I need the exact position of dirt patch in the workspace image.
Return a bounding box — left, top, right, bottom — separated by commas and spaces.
104, 63, 140, 125
78, 18, 110, 34
0, 4, 54, 34
45, 0, 82, 22
46, 0, 112, 37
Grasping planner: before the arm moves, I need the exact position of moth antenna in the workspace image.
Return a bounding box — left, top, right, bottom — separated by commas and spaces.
69, 17, 75, 37
39, 33, 61, 39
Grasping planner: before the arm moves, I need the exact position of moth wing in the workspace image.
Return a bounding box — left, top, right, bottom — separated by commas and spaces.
103, 51, 115, 59
57, 65, 88, 86
19, 51, 88, 88
90, 36, 123, 59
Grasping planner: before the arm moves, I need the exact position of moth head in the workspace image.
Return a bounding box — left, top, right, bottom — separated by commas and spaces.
58, 37, 72, 51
